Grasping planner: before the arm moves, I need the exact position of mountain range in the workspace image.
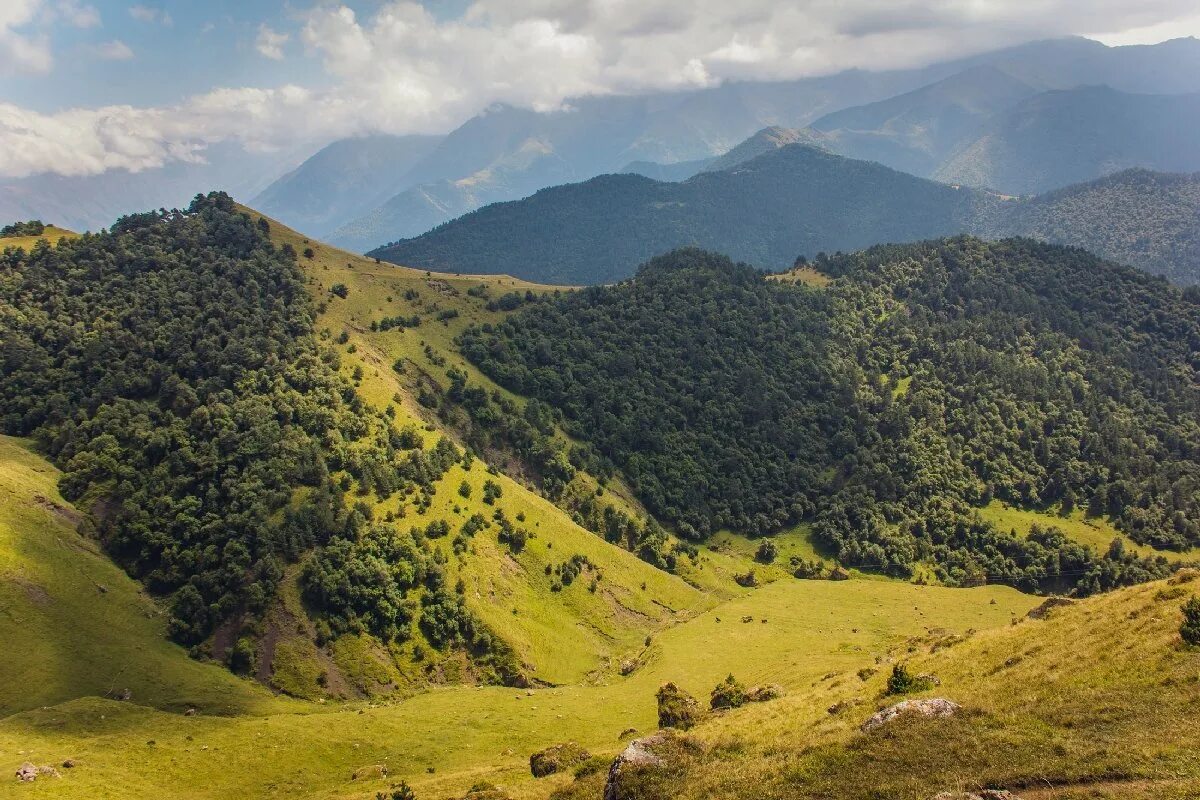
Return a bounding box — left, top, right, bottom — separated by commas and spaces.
280, 36, 1200, 252
370, 140, 1200, 285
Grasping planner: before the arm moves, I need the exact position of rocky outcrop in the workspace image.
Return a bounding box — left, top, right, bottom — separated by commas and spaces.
15, 763, 61, 782
603, 733, 668, 800
861, 698, 960, 732
1026, 597, 1076, 620
529, 742, 591, 777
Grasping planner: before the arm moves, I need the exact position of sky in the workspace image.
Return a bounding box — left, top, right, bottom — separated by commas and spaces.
1, 0, 1199, 180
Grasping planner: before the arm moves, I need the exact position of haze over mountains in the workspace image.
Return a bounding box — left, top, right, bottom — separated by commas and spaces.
267, 35, 1200, 252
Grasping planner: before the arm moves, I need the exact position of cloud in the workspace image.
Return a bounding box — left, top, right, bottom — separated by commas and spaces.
4, 0, 1200, 177
0, 0, 53, 74
128, 4, 171, 26
91, 39, 134, 60
56, 0, 100, 29
256, 24, 289, 60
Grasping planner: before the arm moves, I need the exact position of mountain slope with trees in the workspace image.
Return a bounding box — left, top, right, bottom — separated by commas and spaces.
374, 144, 1200, 285
373, 145, 997, 285
460, 241, 1200, 591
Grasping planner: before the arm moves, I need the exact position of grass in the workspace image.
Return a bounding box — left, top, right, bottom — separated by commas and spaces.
768, 266, 832, 287
5, 210, 1189, 799
978, 501, 1200, 563
0, 436, 287, 718
554, 573, 1200, 800
0, 539, 1035, 799
0, 225, 79, 252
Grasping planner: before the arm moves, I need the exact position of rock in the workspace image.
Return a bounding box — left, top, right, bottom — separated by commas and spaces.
351, 764, 388, 780
184, 707, 197, 717
1026, 597, 1076, 620
114, 688, 132, 701
62, 759, 76, 769
619, 659, 638, 676
618, 727, 639, 740
861, 698, 960, 732
603, 732, 668, 800
15, 763, 61, 782
746, 684, 783, 702
916, 672, 941, 687
529, 742, 590, 777
656, 682, 705, 730
829, 566, 851, 581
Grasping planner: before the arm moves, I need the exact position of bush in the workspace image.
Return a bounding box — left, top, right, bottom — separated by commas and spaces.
656, 682, 705, 729
529, 742, 591, 777
376, 783, 416, 800
734, 569, 758, 588
886, 663, 935, 695
754, 540, 777, 564
331, 283, 349, 298
709, 673, 746, 709
1182, 595, 1200, 646
229, 637, 257, 675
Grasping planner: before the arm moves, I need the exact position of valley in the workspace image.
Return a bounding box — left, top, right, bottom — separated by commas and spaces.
4, 22, 1200, 800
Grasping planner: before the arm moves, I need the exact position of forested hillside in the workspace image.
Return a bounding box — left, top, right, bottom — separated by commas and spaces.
979, 168, 1200, 285
0, 193, 517, 681
460, 241, 1200, 591
373, 145, 994, 285
374, 144, 1200, 285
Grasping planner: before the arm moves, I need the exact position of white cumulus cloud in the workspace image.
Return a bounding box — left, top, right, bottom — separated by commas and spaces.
256, 24, 289, 60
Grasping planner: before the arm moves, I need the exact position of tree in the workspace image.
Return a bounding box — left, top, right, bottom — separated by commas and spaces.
1182, 595, 1200, 646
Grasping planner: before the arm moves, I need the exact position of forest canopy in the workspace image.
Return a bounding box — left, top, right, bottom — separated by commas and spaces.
459, 240, 1200, 593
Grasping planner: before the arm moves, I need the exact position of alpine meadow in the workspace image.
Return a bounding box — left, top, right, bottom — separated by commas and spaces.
2, 6, 1200, 800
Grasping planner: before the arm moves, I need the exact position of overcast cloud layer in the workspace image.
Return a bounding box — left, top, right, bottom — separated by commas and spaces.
1, 0, 1199, 178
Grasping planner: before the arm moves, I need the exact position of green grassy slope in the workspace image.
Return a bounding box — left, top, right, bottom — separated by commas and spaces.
0, 224, 79, 252
556, 573, 1200, 800
0, 436, 286, 717
237, 209, 729, 693
0, 550, 1034, 800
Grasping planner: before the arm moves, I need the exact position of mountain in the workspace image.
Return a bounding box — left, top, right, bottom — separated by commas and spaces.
316, 37, 1200, 251
619, 158, 714, 182
371, 144, 996, 284
373, 139, 1200, 285
250, 134, 442, 239
460, 242, 1200, 565
935, 86, 1200, 194
980, 169, 1200, 285
811, 65, 1038, 176
700, 126, 830, 173
4, 196, 1197, 799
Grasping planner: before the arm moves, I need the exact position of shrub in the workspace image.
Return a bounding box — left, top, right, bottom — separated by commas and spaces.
529, 742, 591, 777
709, 673, 746, 709
734, 569, 758, 588
302, 247, 315, 259
754, 540, 777, 564
656, 682, 705, 729
1182, 595, 1200, 646
331, 283, 349, 298
229, 637, 257, 675
376, 783, 416, 800
886, 663, 935, 695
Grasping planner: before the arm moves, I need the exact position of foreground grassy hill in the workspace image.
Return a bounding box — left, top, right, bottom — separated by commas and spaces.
0, 435, 284, 718
0, 432, 1036, 799
556, 572, 1200, 800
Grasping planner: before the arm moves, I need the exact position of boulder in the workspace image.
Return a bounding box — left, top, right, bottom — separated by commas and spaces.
746, 684, 783, 702
350, 763, 388, 780
1026, 597, 1076, 620
603, 733, 668, 800
861, 698, 960, 732
529, 742, 590, 777
656, 682, 705, 729
15, 763, 61, 782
